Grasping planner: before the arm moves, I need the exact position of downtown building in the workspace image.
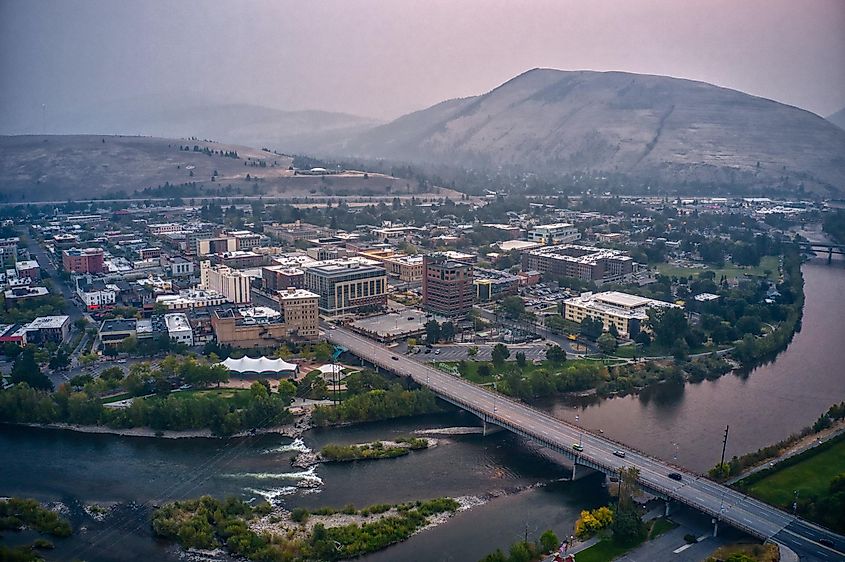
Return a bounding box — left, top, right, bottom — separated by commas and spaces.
521, 244, 634, 283
303, 261, 387, 316
199, 261, 251, 304
62, 247, 105, 274
422, 254, 474, 317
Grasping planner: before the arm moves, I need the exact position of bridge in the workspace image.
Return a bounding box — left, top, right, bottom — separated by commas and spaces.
325, 325, 845, 561
797, 241, 845, 263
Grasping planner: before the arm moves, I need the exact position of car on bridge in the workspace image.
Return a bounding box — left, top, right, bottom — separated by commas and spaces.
572, 444, 584, 452
613, 450, 626, 458
668, 472, 683, 481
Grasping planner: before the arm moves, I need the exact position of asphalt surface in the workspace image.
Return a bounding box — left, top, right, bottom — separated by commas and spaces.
325, 324, 845, 562
419, 343, 548, 362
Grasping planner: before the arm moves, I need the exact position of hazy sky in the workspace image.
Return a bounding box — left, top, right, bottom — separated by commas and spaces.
1, 0, 844, 124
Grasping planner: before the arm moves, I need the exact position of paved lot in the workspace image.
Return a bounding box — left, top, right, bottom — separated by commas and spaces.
419, 343, 548, 362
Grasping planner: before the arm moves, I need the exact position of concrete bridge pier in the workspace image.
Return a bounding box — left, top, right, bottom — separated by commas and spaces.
664, 500, 671, 517
712, 518, 719, 538
829, 247, 834, 264
571, 461, 578, 480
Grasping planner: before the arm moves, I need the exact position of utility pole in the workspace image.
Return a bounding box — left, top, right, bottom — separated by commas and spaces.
720, 425, 730, 467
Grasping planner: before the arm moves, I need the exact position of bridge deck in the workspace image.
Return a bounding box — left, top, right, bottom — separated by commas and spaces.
326, 326, 845, 561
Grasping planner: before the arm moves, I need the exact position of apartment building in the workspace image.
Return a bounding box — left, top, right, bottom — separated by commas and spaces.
199, 261, 251, 304
521, 245, 634, 282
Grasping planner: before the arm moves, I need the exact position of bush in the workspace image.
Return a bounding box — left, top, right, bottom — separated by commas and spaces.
684, 533, 698, 544
290, 507, 309, 523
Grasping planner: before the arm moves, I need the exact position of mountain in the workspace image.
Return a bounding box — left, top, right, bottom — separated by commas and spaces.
0, 96, 380, 155
827, 107, 845, 131
329, 69, 845, 195
0, 135, 421, 201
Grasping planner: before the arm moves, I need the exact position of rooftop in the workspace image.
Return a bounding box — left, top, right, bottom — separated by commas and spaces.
100, 318, 137, 333
26, 315, 69, 329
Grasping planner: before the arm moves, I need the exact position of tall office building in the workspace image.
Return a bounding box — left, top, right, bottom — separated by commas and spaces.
304, 261, 387, 315
422, 254, 474, 317
199, 261, 251, 304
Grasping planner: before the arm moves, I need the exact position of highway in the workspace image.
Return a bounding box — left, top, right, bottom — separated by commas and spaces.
326, 325, 845, 562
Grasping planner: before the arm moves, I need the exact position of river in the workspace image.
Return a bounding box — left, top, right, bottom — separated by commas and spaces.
1, 251, 843, 561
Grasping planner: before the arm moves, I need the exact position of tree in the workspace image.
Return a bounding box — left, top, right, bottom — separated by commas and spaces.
539, 529, 559, 553
467, 346, 479, 358
672, 338, 689, 362
546, 345, 566, 364
597, 333, 618, 355
579, 317, 603, 340
48, 348, 70, 371
11, 347, 52, 391
440, 321, 456, 342
477, 363, 493, 379
647, 307, 689, 348
515, 351, 527, 369
491, 343, 510, 367
425, 320, 441, 344
313, 341, 333, 362
500, 296, 525, 319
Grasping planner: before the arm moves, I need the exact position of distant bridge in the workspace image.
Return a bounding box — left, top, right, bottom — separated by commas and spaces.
797, 241, 845, 262
326, 325, 845, 561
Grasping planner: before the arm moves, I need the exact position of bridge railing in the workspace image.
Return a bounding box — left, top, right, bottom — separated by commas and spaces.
332, 331, 781, 541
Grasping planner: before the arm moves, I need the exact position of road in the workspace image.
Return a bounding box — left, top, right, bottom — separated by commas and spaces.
325, 325, 845, 562
17, 227, 82, 321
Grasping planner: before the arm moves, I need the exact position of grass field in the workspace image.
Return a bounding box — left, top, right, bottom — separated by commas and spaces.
573, 517, 677, 562
743, 437, 845, 506
656, 255, 780, 281
434, 358, 596, 384
167, 388, 248, 401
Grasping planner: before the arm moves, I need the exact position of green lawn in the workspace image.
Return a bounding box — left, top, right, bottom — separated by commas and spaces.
574, 539, 632, 562
574, 518, 677, 562
167, 388, 248, 400
656, 255, 780, 281
744, 438, 845, 507
434, 359, 596, 384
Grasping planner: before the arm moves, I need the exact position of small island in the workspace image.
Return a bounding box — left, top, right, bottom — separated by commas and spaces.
152, 495, 462, 561
293, 437, 433, 468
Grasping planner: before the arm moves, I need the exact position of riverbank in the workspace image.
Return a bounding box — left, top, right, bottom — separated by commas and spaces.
8, 415, 310, 440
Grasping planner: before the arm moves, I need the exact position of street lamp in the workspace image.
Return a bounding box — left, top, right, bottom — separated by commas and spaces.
575, 414, 583, 446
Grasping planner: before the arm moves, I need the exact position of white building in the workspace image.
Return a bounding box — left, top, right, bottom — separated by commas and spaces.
156, 288, 227, 310
563, 290, 677, 338
164, 313, 194, 346
199, 261, 251, 304
527, 223, 581, 245
76, 277, 117, 310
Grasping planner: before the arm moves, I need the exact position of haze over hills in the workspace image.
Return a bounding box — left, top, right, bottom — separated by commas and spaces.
0, 135, 429, 202
827, 107, 845, 131
321, 69, 845, 195
0, 95, 380, 156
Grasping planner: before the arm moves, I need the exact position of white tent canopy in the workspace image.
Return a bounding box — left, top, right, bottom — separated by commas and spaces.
316, 364, 343, 375
220, 356, 298, 375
